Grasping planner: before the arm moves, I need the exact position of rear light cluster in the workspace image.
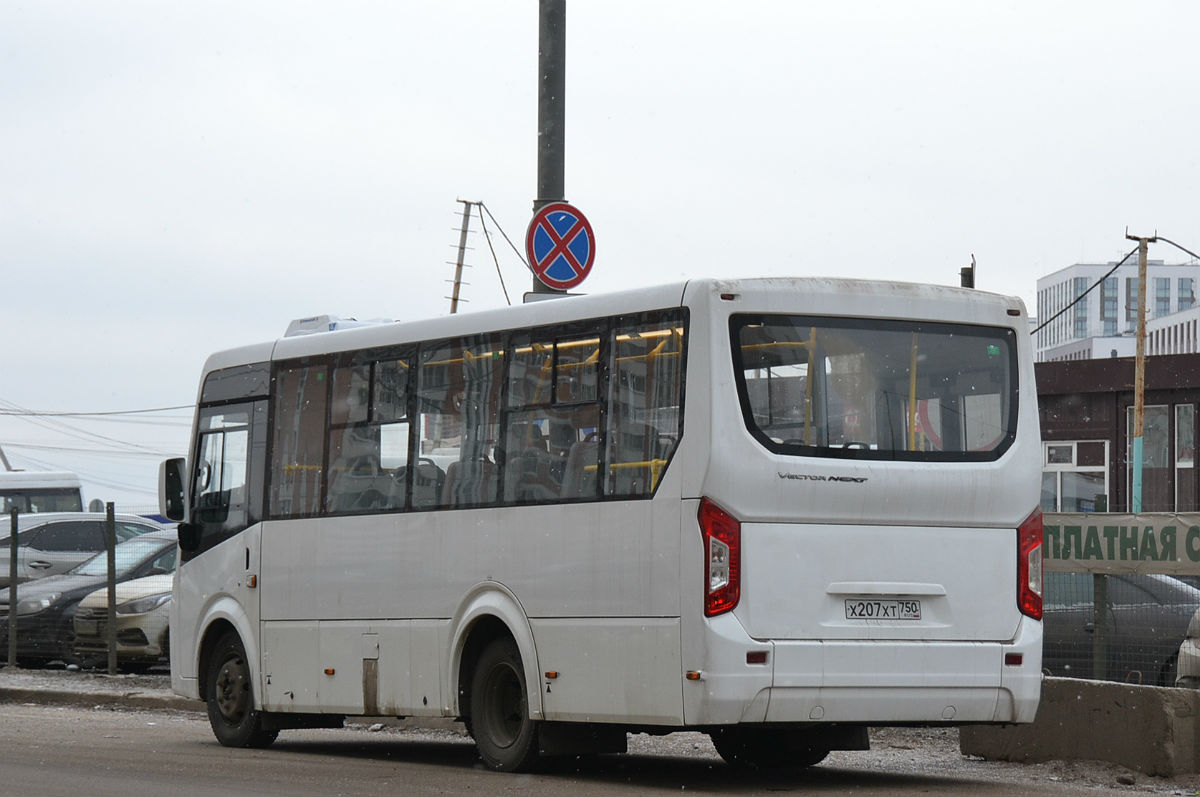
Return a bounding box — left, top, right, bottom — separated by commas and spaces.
699, 498, 740, 617
1017, 509, 1043, 620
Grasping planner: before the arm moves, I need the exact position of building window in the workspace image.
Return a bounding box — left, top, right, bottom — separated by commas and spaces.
1156, 277, 1171, 317
1178, 405, 1195, 511
1042, 440, 1108, 512
1072, 277, 1088, 338
1126, 405, 1171, 512
1101, 277, 1117, 337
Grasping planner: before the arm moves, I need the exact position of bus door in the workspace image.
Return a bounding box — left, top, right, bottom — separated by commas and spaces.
180, 399, 269, 669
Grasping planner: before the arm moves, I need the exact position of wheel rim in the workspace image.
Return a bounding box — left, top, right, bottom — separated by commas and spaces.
214, 653, 251, 723
480, 661, 524, 748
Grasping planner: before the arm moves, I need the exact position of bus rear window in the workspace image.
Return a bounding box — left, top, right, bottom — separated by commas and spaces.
731, 315, 1018, 462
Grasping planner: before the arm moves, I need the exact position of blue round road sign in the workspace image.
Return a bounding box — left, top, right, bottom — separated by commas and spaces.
525, 202, 595, 291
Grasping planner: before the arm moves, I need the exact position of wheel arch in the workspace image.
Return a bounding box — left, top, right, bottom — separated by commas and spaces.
194, 597, 258, 703
448, 582, 542, 721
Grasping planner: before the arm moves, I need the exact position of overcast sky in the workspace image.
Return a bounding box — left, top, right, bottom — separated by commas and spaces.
3, 1, 1198, 508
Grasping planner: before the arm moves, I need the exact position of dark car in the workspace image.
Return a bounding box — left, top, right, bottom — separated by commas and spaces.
0, 530, 177, 666
1042, 571, 1200, 686
0, 512, 164, 588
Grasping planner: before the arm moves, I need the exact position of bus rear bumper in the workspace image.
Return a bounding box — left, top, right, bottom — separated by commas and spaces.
690, 616, 1042, 726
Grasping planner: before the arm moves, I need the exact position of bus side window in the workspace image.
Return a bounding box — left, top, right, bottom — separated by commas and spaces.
269, 364, 328, 517
503, 330, 602, 503
417, 334, 503, 509
195, 427, 249, 525
605, 315, 684, 498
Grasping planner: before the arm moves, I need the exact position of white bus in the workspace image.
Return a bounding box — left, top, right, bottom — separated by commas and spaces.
0, 471, 84, 514
161, 277, 1043, 771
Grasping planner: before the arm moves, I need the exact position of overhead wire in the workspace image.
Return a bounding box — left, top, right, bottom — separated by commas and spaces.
1158, 236, 1200, 264
0, 404, 192, 417
0, 397, 178, 455
474, 204, 512, 306
479, 202, 534, 277
1031, 245, 1139, 335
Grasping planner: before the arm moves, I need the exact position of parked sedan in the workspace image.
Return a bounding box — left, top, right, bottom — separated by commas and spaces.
0, 512, 164, 588
73, 573, 172, 670
0, 530, 177, 666
1043, 571, 1200, 686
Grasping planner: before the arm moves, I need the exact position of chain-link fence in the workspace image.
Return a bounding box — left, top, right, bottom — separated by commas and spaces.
1043, 512, 1200, 688
1043, 571, 1198, 686
2, 506, 175, 673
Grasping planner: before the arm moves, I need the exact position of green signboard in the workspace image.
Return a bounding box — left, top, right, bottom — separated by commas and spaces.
1043, 513, 1200, 574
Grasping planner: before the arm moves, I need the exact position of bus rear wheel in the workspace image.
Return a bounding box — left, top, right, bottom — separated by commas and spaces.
710, 727, 830, 769
205, 631, 278, 748
469, 637, 539, 772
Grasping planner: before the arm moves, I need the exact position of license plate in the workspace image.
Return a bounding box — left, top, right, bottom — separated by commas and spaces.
75, 619, 99, 636
844, 598, 922, 620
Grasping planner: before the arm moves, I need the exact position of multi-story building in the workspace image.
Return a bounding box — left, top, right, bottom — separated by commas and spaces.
1035, 260, 1200, 362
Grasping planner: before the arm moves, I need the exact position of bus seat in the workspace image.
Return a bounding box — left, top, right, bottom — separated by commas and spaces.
548, 419, 577, 455
405, 460, 445, 509
560, 439, 598, 498
442, 459, 497, 506
328, 454, 381, 513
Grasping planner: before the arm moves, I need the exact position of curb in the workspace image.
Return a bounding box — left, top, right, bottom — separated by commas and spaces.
0, 686, 201, 713
0, 686, 468, 734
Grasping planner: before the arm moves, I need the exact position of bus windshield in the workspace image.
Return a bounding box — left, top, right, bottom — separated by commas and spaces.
0, 489, 83, 514
732, 314, 1017, 461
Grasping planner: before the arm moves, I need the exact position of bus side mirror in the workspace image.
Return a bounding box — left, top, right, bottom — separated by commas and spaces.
159, 458, 187, 522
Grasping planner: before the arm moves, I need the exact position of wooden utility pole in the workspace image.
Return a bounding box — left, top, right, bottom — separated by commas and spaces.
1127, 230, 1157, 512
448, 200, 475, 314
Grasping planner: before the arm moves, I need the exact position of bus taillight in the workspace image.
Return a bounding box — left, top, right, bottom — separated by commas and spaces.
700, 498, 740, 617
1017, 509, 1043, 621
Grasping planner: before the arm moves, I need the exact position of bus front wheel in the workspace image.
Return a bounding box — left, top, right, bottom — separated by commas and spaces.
205, 631, 278, 748
710, 727, 829, 769
469, 637, 539, 772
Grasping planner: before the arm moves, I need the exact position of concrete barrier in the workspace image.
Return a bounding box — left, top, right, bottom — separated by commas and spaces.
960, 677, 1200, 776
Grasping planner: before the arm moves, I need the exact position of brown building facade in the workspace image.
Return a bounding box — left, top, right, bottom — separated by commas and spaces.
1038, 354, 1200, 513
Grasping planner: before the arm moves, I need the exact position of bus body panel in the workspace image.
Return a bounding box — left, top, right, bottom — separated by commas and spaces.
266, 619, 446, 716
531, 617, 683, 724
257, 502, 680, 622
171, 525, 263, 701
737, 522, 1019, 642
255, 486, 686, 719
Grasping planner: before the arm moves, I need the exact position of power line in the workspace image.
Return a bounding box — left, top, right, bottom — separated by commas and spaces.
479, 202, 534, 277
3, 442, 177, 458
1031, 245, 1139, 335
0, 397, 173, 456
475, 203, 512, 306
0, 404, 192, 417
1158, 236, 1200, 264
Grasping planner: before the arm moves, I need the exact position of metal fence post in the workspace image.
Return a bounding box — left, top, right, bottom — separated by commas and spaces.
7, 509, 16, 667
1092, 573, 1109, 681
106, 502, 117, 675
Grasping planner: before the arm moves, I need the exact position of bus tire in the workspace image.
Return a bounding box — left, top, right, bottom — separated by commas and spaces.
469, 637, 539, 772
205, 631, 278, 749
710, 727, 829, 769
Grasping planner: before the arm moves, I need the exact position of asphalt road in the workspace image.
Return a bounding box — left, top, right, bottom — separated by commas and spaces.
0, 703, 1150, 796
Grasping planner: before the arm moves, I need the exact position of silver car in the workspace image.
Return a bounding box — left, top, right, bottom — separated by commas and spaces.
0, 512, 165, 588
73, 573, 172, 669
